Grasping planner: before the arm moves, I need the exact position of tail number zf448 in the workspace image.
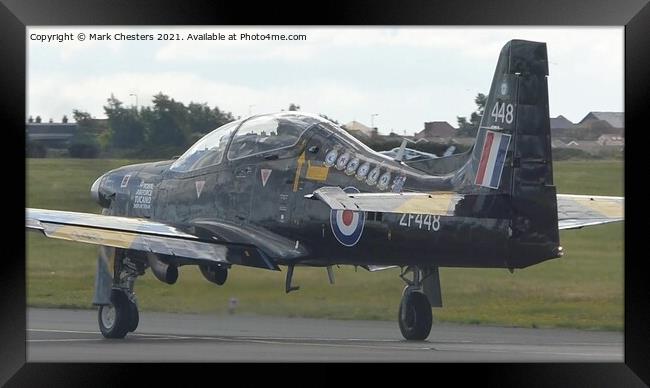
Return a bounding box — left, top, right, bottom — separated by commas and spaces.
399, 213, 441, 231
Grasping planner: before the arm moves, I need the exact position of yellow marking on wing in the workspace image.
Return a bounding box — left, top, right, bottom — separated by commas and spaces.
47, 225, 137, 249
306, 161, 329, 181
293, 151, 306, 192
572, 197, 623, 218
393, 193, 459, 216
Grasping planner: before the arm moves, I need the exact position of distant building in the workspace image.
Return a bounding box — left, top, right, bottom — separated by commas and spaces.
578, 112, 624, 129
88, 118, 110, 134
550, 115, 574, 130
566, 140, 601, 152
597, 134, 624, 146
380, 131, 416, 141
551, 139, 567, 148
26, 122, 78, 148
550, 115, 574, 138
572, 111, 624, 139
449, 137, 475, 146
342, 120, 377, 139
415, 121, 456, 141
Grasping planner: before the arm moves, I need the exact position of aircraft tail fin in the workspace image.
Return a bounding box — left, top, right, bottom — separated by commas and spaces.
461, 39, 560, 267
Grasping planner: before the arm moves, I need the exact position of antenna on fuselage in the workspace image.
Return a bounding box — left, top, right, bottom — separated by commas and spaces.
394, 137, 420, 162
394, 139, 409, 162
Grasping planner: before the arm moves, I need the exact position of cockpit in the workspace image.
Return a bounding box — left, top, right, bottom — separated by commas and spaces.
169, 112, 372, 173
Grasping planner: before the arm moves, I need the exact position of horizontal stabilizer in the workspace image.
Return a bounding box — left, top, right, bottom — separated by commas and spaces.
556, 194, 624, 230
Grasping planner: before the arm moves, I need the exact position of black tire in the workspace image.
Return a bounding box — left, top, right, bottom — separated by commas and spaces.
398, 292, 432, 341
98, 289, 130, 339
127, 299, 139, 333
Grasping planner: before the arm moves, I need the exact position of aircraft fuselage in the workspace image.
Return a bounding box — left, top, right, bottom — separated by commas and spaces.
96, 123, 516, 270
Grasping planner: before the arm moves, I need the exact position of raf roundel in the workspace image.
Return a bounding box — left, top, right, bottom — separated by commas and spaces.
330, 186, 365, 247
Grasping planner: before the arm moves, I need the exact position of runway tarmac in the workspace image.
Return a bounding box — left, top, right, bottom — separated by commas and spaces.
27, 308, 623, 362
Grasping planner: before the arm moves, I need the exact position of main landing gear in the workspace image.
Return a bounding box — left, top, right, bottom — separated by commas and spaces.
98, 248, 144, 339
398, 266, 441, 341
98, 289, 139, 338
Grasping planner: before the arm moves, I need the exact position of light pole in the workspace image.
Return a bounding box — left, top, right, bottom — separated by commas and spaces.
129, 93, 138, 111
371, 113, 379, 129
248, 105, 255, 116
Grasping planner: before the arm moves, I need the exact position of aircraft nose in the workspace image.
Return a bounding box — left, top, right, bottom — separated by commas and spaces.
90, 174, 104, 204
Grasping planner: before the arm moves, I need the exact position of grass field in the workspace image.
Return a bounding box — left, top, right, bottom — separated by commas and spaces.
26, 159, 624, 330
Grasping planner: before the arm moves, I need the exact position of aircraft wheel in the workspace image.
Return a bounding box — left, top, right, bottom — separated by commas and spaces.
398, 291, 432, 341
127, 299, 139, 333
98, 289, 130, 339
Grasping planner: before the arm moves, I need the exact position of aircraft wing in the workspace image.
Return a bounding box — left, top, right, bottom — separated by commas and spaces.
26, 208, 280, 270
307, 187, 462, 216
308, 187, 624, 230
556, 194, 624, 230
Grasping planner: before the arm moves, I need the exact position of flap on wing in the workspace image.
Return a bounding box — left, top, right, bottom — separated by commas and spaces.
26, 208, 280, 271
308, 187, 463, 216
556, 194, 624, 230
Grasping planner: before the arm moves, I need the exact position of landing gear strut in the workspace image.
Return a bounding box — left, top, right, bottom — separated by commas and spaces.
398, 266, 433, 340
98, 248, 143, 339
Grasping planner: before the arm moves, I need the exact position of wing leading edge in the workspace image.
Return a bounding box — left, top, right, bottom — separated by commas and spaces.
26, 208, 280, 271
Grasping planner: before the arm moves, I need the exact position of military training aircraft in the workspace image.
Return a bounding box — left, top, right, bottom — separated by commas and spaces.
26, 40, 623, 340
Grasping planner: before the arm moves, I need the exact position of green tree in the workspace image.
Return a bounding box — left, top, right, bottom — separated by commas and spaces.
35, 115, 42, 123
62, 115, 69, 123
69, 109, 100, 158
72, 109, 103, 135
187, 102, 235, 134
456, 116, 473, 137
147, 93, 189, 147
211, 105, 235, 128
73, 110, 89, 123
474, 93, 487, 117
187, 102, 216, 134
288, 103, 300, 111
104, 94, 145, 148
456, 92, 486, 137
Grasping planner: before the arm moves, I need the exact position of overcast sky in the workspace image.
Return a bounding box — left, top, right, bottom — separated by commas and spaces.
27, 26, 623, 135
